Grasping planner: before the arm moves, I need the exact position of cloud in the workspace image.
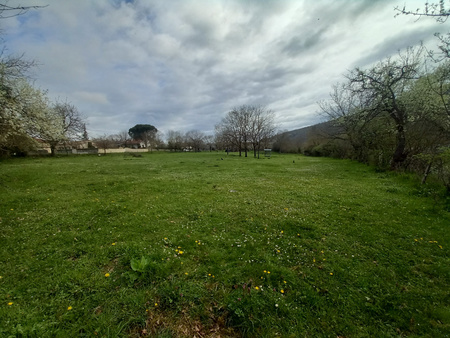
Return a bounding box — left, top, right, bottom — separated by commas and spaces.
1, 0, 445, 137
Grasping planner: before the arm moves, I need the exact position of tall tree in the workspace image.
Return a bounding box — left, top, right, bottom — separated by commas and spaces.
215, 105, 275, 157
248, 106, 275, 158
128, 124, 157, 149
42, 101, 86, 156
345, 48, 423, 169
185, 130, 205, 152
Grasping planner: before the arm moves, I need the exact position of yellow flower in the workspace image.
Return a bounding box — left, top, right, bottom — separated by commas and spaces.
185, 272, 188, 275
208, 273, 211, 276
111, 243, 116, 246
330, 272, 333, 276
155, 303, 158, 306
8, 302, 13, 306
284, 208, 288, 211
267, 271, 270, 274
263, 270, 267, 273
67, 306, 72, 310
281, 289, 284, 293
10, 209, 13, 211
178, 251, 183, 254
313, 258, 316, 263
255, 286, 259, 290
277, 250, 280, 253
439, 245, 443, 249
283, 281, 287, 284
105, 273, 110, 277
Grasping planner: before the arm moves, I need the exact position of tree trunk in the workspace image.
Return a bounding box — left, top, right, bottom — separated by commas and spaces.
421, 160, 433, 185
390, 125, 407, 170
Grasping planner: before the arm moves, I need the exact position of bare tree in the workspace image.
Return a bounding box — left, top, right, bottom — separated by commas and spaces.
93, 134, 115, 154
41, 101, 86, 156
166, 130, 184, 151
185, 130, 205, 152
394, 1, 450, 21
395, 1, 450, 60
346, 48, 423, 169
215, 105, 276, 157
248, 106, 275, 158
115, 130, 130, 148
0, 2, 47, 19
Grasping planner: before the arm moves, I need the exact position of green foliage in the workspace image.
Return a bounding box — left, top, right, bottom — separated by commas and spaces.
128, 124, 157, 140
130, 256, 150, 273
0, 153, 449, 337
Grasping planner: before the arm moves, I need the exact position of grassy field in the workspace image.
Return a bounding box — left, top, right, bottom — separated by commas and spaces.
0, 152, 449, 337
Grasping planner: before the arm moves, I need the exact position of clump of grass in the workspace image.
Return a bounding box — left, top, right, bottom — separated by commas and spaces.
0, 153, 449, 336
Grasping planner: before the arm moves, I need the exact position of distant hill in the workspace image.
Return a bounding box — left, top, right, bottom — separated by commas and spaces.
273, 120, 340, 153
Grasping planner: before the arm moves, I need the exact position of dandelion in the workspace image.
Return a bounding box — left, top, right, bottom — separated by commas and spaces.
283, 281, 287, 284
67, 306, 72, 310
185, 272, 188, 275
155, 303, 158, 306
178, 251, 184, 254
281, 231, 284, 234
10, 209, 13, 211
8, 302, 13, 306
263, 270, 267, 273
281, 289, 284, 293
330, 272, 333, 276
105, 273, 110, 277
439, 245, 443, 249
267, 271, 271, 274
284, 208, 288, 211
313, 258, 316, 263
255, 286, 259, 290
208, 273, 211, 276
277, 250, 280, 253
111, 243, 116, 246
414, 239, 418, 242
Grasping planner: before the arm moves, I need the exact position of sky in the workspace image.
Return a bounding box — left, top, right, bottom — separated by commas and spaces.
1, 0, 447, 138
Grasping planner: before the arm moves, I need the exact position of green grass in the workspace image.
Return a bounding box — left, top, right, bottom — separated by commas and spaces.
0, 152, 449, 337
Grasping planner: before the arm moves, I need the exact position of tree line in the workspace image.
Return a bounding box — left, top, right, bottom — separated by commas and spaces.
214, 105, 275, 158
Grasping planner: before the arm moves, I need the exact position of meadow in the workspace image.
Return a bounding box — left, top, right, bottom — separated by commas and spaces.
0, 152, 449, 337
